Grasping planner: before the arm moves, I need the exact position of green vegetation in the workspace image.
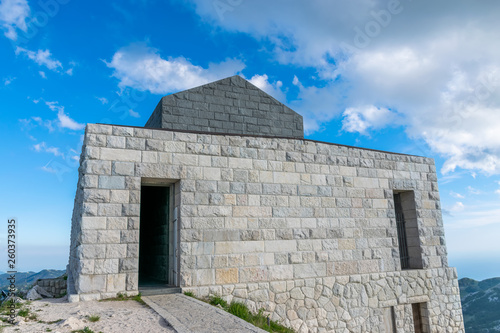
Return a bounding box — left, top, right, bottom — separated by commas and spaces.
196, 294, 293, 333
71, 327, 96, 333
0, 300, 22, 316
99, 292, 146, 306
208, 295, 227, 308
87, 315, 100, 322
459, 277, 500, 333
183, 291, 195, 297
17, 308, 29, 317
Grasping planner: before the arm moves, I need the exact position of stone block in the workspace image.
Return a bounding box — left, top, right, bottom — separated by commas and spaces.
106, 244, 127, 258
119, 258, 138, 272
107, 136, 125, 148
97, 203, 122, 216
98, 176, 125, 189
83, 189, 110, 203
216, 268, 239, 284
78, 244, 107, 259
97, 230, 121, 243
268, 265, 294, 281
100, 148, 141, 162
239, 267, 268, 283
126, 273, 138, 291
106, 217, 127, 229
215, 241, 264, 254
265, 240, 297, 253
78, 274, 106, 293
106, 274, 126, 292
195, 269, 215, 285
233, 206, 272, 217
81, 217, 106, 230
294, 263, 327, 279
109, 190, 129, 203
94, 259, 119, 274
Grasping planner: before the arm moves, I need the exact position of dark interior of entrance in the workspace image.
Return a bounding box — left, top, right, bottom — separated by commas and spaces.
139, 185, 170, 287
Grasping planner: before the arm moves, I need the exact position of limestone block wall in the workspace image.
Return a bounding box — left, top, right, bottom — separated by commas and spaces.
68, 123, 464, 332
36, 276, 67, 297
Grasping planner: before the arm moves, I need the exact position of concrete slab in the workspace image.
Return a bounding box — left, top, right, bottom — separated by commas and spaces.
143, 294, 268, 333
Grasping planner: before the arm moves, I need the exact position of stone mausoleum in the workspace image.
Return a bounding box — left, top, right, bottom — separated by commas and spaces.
68, 76, 465, 332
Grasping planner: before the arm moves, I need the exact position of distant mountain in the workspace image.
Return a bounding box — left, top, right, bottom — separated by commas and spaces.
459, 277, 500, 333
0, 269, 66, 293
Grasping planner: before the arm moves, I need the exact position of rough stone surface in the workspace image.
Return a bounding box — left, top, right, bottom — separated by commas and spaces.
145, 75, 304, 139
35, 275, 67, 297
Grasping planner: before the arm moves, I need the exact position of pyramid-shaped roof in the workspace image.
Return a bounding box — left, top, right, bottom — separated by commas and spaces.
145, 75, 303, 138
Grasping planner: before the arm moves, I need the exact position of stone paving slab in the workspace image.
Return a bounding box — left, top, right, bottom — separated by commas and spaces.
143, 294, 268, 333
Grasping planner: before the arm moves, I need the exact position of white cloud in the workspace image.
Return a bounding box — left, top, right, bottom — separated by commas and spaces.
97, 97, 108, 105
3, 77, 15, 85
33, 142, 63, 157
450, 191, 465, 199
129, 109, 140, 118
449, 202, 465, 213
0, 0, 30, 40
57, 109, 84, 130
45, 101, 63, 112
495, 181, 500, 196
247, 74, 286, 103
39, 71, 46, 79
445, 201, 500, 229
105, 43, 245, 94
19, 116, 54, 132
467, 186, 482, 195
186, 0, 500, 175
341, 105, 400, 136
15, 47, 63, 71
44, 101, 85, 130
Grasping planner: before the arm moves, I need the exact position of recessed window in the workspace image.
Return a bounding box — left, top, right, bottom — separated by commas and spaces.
393, 191, 423, 270
412, 303, 430, 333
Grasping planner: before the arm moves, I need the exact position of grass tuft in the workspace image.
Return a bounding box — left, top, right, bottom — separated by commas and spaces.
71, 327, 96, 333
227, 302, 250, 320
208, 295, 227, 308
87, 315, 100, 322
227, 301, 294, 333
183, 291, 195, 297
17, 308, 29, 317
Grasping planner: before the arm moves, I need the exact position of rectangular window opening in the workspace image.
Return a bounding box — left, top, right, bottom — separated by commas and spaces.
412, 303, 430, 333
393, 191, 423, 270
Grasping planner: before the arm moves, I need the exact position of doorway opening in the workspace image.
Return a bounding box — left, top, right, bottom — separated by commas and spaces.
139, 185, 172, 289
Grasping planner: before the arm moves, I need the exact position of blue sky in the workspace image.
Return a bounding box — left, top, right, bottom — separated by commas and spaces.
1, 0, 499, 280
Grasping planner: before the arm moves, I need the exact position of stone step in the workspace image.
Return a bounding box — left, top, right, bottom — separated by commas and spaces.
139, 287, 181, 296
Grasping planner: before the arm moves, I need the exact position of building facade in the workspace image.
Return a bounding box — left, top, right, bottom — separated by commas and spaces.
68, 76, 465, 332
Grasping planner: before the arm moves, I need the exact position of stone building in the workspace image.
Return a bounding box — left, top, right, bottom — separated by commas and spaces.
68, 76, 465, 332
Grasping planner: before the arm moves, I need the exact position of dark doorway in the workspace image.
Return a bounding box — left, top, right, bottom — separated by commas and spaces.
139, 185, 170, 287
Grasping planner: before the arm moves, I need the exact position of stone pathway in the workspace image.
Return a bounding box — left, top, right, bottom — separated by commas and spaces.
143, 294, 267, 333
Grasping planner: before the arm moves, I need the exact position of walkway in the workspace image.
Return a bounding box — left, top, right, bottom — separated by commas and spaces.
143, 294, 268, 333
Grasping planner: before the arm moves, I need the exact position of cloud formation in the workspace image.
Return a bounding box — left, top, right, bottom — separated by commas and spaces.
33, 141, 63, 157
15, 47, 62, 70
0, 0, 30, 40
186, 0, 500, 175
45, 101, 85, 131
106, 43, 245, 94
